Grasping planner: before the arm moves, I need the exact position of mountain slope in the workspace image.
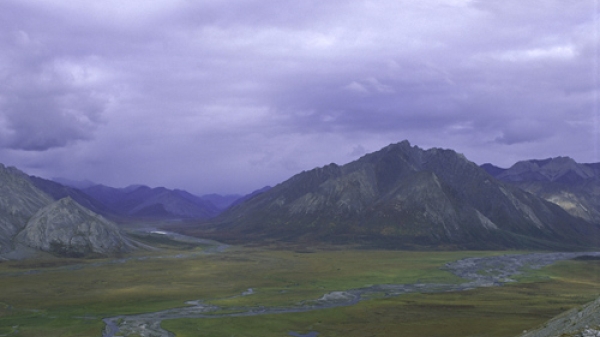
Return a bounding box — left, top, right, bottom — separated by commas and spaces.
81, 185, 221, 219
483, 157, 600, 224
0, 164, 136, 258
197, 193, 244, 210
29, 175, 111, 216
196, 141, 599, 250
16, 197, 134, 257
0, 164, 54, 253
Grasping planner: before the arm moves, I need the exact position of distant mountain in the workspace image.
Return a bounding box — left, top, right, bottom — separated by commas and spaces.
479, 163, 506, 177
227, 186, 272, 208
483, 157, 600, 224
51, 177, 97, 189
494, 157, 597, 184
29, 176, 110, 215
192, 141, 599, 250
81, 184, 222, 219
16, 197, 134, 257
197, 193, 243, 210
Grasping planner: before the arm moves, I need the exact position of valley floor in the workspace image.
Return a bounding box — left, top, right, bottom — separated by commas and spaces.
103, 251, 600, 337
0, 231, 599, 337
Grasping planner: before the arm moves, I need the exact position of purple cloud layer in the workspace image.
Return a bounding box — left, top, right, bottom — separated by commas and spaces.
0, 0, 598, 194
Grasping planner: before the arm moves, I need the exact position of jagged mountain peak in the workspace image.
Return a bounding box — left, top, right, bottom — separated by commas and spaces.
200, 142, 598, 250
359, 140, 472, 170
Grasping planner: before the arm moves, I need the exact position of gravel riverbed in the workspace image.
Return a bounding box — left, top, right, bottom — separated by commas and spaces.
101, 251, 600, 337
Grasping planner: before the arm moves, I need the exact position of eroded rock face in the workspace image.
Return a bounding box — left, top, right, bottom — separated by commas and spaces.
0, 164, 54, 253
16, 197, 134, 257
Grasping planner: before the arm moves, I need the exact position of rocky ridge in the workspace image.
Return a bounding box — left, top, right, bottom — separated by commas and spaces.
483, 157, 600, 224
0, 164, 134, 258
16, 197, 134, 257
0, 164, 54, 253
202, 141, 600, 250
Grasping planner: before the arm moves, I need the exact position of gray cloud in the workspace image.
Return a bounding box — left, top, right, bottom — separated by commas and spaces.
0, 5, 109, 151
0, 62, 107, 151
0, 0, 597, 193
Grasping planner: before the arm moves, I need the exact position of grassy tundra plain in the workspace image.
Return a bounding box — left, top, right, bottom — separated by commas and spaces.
0, 236, 599, 337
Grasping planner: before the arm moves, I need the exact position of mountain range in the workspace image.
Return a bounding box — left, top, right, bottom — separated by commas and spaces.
0, 165, 255, 258
482, 157, 600, 224
31, 178, 249, 221
1, 140, 600, 257
79, 184, 223, 219
187, 141, 600, 250
0, 164, 133, 258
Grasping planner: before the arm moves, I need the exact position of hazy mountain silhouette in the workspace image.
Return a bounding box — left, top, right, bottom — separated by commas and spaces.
80, 184, 222, 219
483, 157, 600, 224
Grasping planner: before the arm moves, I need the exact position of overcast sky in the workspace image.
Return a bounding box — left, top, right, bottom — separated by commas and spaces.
0, 0, 598, 194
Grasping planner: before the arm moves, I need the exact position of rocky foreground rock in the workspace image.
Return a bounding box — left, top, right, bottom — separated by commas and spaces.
520, 295, 600, 337
16, 197, 134, 257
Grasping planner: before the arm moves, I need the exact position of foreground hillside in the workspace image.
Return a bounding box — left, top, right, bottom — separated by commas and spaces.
187, 141, 600, 250
520, 294, 600, 337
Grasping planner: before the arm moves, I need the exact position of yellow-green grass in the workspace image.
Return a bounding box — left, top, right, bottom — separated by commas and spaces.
0, 248, 594, 337
163, 259, 600, 337
0, 248, 495, 336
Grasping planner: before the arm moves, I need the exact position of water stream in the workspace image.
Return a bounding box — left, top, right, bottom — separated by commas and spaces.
99, 250, 600, 337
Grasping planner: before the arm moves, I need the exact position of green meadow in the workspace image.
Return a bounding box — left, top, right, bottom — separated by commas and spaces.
0, 241, 598, 337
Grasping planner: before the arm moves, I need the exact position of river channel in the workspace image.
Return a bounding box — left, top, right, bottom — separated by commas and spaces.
97, 234, 600, 337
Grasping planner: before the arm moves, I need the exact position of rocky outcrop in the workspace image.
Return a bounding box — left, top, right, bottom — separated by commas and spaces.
0, 163, 137, 259
16, 197, 134, 257
520, 296, 600, 337
0, 164, 54, 253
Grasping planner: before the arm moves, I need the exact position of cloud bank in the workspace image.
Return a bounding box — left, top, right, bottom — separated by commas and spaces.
0, 0, 597, 193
